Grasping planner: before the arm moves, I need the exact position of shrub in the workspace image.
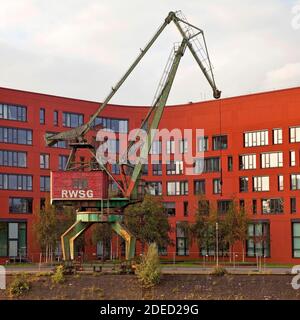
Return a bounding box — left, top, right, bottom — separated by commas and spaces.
211, 266, 228, 276
135, 243, 161, 288
51, 265, 65, 284
9, 273, 31, 297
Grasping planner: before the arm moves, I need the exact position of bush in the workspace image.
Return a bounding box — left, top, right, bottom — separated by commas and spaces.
51, 265, 65, 284
211, 266, 228, 276
9, 274, 31, 296
135, 243, 161, 288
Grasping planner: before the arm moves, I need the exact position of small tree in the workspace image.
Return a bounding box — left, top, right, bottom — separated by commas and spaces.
136, 243, 161, 287
191, 197, 227, 258
92, 223, 112, 261
124, 195, 171, 252
35, 199, 84, 262
35, 200, 58, 263
223, 201, 249, 262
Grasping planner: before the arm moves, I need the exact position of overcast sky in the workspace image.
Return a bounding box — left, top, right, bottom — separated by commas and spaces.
0, 0, 299, 105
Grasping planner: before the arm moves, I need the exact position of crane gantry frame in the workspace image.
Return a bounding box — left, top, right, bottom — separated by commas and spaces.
46, 11, 221, 262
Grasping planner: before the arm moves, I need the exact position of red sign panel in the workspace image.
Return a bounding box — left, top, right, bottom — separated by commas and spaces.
51, 171, 108, 201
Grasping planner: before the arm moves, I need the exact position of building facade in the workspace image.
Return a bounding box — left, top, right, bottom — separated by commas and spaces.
0, 86, 300, 264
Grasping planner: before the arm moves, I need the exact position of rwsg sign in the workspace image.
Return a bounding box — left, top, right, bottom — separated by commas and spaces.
51, 171, 108, 202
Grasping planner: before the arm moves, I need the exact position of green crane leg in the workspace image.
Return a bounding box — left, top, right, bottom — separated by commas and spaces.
61, 219, 136, 261
111, 222, 136, 260
61, 221, 93, 261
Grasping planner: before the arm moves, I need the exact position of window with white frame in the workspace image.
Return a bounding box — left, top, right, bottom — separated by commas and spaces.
291, 174, 300, 190
179, 139, 188, 154
261, 152, 283, 168
197, 136, 208, 152
150, 140, 161, 154
40, 154, 49, 169
244, 130, 268, 147
290, 126, 300, 143
239, 154, 256, 170
213, 178, 222, 194
145, 181, 162, 196
166, 160, 183, 175
273, 128, 283, 144
290, 150, 296, 167
167, 181, 188, 196
261, 198, 283, 214
253, 176, 270, 192
278, 175, 284, 191
166, 140, 175, 154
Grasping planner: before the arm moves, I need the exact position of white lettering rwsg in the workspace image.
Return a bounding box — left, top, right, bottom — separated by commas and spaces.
61, 190, 94, 198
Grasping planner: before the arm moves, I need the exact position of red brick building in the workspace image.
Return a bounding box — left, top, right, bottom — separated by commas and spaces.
0, 86, 300, 264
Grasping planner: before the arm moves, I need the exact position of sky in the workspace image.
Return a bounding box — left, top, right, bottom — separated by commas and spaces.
0, 0, 299, 105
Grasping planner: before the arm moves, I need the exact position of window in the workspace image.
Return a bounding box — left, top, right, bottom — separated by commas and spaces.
184, 201, 189, 217
145, 181, 162, 196
40, 198, 45, 210
201, 242, 229, 257
194, 180, 205, 195
217, 200, 232, 215
261, 198, 283, 214
62, 112, 84, 128
166, 140, 175, 154
213, 135, 228, 150
198, 200, 210, 215
278, 175, 284, 191
252, 199, 257, 215
158, 246, 168, 256
40, 176, 50, 192
164, 202, 176, 216
167, 181, 188, 196
166, 160, 183, 175
106, 139, 119, 153
0, 150, 26, 167
141, 164, 148, 176
247, 222, 270, 257
291, 174, 300, 190
53, 111, 58, 126
179, 139, 188, 154
290, 150, 296, 167
152, 161, 162, 176
228, 156, 233, 171
239, 177, 248, 192
291, 198, 297, 214
261, 152, 283, 168
240, 199, 245, 210
239, 154, 256, 170
0, 127, 32, 145
93, 117, 128, 133
9, 198, 32, 214
40, 154, 49, 169
0, 174, 32, 190
290, 126, 300, 143
150, 141, 161, 154
213, 178, 222, 194
0, 103, 26, 121
111, 163, 120, 175
197, 136, 208, 152
253, 176, 269, 192
244, 130, 268, 147
59, 155, 68, 171
292, 222, 300, 258
194, 157, 220, 174
40, 108, 45, 124
0, 222, 26, 257
176, 223, 189, 256
273, 128, 282, 144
